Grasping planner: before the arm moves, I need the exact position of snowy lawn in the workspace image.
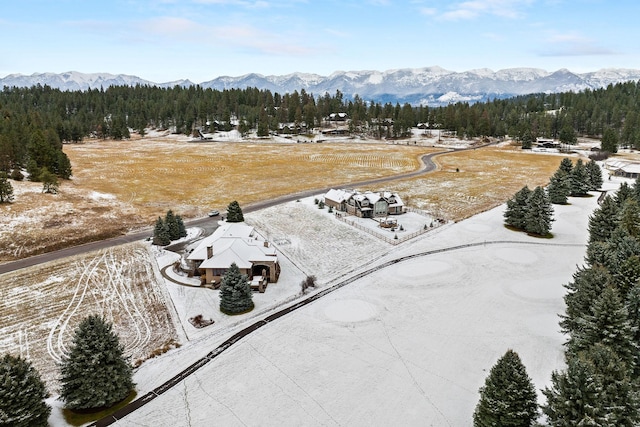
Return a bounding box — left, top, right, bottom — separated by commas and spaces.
103, 171, 621, 427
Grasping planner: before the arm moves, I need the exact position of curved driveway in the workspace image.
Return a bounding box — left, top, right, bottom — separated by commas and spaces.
0, 149, 450, 275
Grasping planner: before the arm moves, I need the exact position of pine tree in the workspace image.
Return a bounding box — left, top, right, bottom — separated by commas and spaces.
226, 200, 244, 223
543, 344, 640, 426
619, 198, 640, 239
0, 171, 14, 203
40, 168, 59, 194
625, 284, 640, 376
569, 159, 590, 196
560, 265, 611, 337
0, 354, 51, 427
547, 170, 571, 204
473, 349, 538, 427
586, 159, 603, 191
558, 157, 574, 175
59, 315, 134, 410
165, 209, 180, 241
587, 195, 619, 244
219, 262, 254, 314
601, 227, 640, 278
568, 287, 638, 370
559, 125, 577, 145
504, 186, 531, 230
601, 128, 619, 153
175, 214, 187, 238
524, 186, 554, 236
152, 217, 170, 246
615, 181, 634, 207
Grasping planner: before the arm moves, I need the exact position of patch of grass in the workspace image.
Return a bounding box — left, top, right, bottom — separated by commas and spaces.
62, 390, 137, 426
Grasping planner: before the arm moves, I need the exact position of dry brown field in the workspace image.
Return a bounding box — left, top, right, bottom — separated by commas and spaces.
0, 136, 565, 262
0, 134, 567, 394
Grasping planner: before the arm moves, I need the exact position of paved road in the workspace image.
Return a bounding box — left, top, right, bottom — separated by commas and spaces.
0, 149, 449, 275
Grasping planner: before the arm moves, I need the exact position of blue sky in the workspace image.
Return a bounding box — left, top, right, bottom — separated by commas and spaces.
1, 0, 638, 82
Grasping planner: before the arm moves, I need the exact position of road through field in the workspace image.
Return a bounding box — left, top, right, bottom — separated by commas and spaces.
0, 149, 450, 275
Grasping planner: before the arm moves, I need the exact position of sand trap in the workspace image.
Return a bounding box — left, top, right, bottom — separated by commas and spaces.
396, 259, 452, 279
494, 247, 538, 264
324, 299, 378, 322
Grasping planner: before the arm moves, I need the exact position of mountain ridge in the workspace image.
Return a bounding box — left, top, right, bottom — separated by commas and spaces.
3, 67, 640, 106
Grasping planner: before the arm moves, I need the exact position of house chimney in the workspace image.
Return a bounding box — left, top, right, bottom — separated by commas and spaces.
206, 246, 213, 259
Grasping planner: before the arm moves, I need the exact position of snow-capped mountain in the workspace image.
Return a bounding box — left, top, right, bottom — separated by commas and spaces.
3, 67, 640, 106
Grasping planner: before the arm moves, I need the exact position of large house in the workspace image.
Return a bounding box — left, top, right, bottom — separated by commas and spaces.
324, 189, 405, 218
187, 223, 280, 291
605, 160, 640, 179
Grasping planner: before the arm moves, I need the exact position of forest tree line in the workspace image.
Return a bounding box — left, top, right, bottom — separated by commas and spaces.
1, 80, 640, 178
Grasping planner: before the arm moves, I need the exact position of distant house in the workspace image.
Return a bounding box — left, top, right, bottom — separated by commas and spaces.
327, 112, 348, 122
536, 138, 560, 149
606, 160, 640, 179
187, 223, 280, 292
324, 189, 405, 218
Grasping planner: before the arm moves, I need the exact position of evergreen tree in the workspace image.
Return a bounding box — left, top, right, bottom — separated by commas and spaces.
543, 344, 640, 426
615, 181, 634, 207
569, 159, 590, 196
559, 125, 577, 145
0, 171, 14, 203
473, 349, 538, 427
633, 175, 640, 202
40, 168, 59, 194
625, 284, 640, 376
561, 265, 611, 337
0, 354, 51, 427
59, 315, 134, 410
586, 159, 603, 190
504, 186, 531, 230
601, 127, 619, 153
226, 200, 244, 223
601, 227, 640, 278
547, 170, 571, 204
520, 129, 533, 149
568, 287, 638, 370
587, 195, 619, 244
175, 214, 187, 238
164, 209, 180, 241
524, 186, 554, 236
219, 262, 254, 314
558, 157, 574, 175
152, 217, 170, 246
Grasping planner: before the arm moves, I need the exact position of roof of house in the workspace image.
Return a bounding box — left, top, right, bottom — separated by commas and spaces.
607, 160, 640, 174
324, 188, 354, 203
187, 223, 277, 270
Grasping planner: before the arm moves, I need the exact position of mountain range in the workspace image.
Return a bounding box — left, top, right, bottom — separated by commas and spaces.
3, 67, 640, 106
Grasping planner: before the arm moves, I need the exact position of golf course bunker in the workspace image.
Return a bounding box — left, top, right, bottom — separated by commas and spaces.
494, 247, 538, 264
324, 299, 378, 322
395, 259, 452, 279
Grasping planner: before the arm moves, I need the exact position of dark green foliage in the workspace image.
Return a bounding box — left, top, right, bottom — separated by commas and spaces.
561, 265, 611, 337
587, 195, 619, 244
59, 315, 134, 410
586, 159, 603, 190
10, 168, 24, 181
226, 201, 244, 223
524, 186, 554, 236
543, 344, 640, 427
175, 214, 187, 238
559, 125, 577, 145
615, 181, 634, 206
0, 354, 51, 427
164, 210, 180, 241
547, 170, 571, 204
152, 216, 170, 246
39, 168, 59, 194
558, 158, 574, 175
219, 263, 254, 314
504, 186, 531, 230
0, 172, 14, 203
601, 128, 619, 153
569, 159, 590, 196
619, 198, 640, 239
567, 287, 638, 369
520, 129, 533, 149
473, 349, 538, 427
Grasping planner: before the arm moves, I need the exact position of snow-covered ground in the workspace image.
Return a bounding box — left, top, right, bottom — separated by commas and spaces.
96, 167, 623, 427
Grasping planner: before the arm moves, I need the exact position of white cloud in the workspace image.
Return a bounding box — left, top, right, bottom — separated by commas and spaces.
419, 7, 437, 16
540, 31, 616, 56
440, 0, 534, 21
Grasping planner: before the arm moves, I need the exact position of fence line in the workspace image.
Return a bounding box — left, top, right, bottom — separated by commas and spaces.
336, 213, 445, 245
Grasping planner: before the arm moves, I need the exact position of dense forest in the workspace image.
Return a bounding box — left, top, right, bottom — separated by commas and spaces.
1, 80, 640, 179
